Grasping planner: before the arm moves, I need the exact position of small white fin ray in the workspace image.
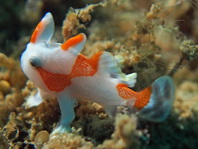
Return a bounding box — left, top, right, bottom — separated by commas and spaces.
24, 90, 43, 108
99, 52, 137, 87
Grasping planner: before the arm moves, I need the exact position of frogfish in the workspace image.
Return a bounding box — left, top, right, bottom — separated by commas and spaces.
21, 12, 175, 133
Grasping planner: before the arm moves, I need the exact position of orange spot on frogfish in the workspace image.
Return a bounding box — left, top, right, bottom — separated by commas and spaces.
71, 52, 103, 77
116, 83, 152, 109
61, 33, 85, 50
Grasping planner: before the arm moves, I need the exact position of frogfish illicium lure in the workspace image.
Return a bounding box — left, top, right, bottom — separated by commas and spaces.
21, 12, 175, 133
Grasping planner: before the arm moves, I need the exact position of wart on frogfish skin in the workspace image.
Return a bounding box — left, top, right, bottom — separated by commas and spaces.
21, 12, 175, 133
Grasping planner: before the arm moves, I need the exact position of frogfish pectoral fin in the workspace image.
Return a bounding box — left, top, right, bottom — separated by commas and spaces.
52, 92, 77, 134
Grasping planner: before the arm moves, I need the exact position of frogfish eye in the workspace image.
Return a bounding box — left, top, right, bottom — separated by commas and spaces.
29, 58, 42, 68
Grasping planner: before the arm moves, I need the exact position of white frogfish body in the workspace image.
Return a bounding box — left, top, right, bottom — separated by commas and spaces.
21, 12, 175, 133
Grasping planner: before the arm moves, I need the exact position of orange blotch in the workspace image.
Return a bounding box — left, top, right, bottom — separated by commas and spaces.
37, 68, 71, 92
31, 21, 44, 43
133, 86, 152, 109
116, 84, 152, 109
37, 52, 103, 92
71, 52, 103, 77
61, 33, 84, 50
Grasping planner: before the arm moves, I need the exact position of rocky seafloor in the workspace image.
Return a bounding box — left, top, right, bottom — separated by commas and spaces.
0, 0, 198, 148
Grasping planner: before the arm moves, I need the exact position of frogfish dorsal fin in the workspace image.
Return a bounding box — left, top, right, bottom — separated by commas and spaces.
30, 12, 54, 44
61, 33, 86, 55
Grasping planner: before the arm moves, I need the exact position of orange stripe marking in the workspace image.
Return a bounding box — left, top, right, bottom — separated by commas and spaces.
31, 21, 44, 43
116, 84, 152, 109
37, 52, 103, 92
61, 33, 84, 50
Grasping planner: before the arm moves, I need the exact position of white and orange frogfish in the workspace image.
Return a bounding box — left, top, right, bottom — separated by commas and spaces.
21, 12, 175, 133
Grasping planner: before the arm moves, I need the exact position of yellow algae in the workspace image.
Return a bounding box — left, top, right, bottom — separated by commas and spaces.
0, 80, 10, 94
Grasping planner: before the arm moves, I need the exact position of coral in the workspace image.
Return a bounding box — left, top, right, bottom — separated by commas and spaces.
1, 113, 19, 146
62, 2, 106, 40
0, 53, 26, 88
174, 80, 198, 119
71, 101, 113, 144
42, 132, 93, 149
35, 114, 140, 149
83, 0, 184, 90
179, 40, 198, 61
0, 53, 26, 127
98, 114, 140, 149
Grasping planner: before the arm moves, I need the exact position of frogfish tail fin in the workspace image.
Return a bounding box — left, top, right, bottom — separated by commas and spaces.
138, 76, 175, 122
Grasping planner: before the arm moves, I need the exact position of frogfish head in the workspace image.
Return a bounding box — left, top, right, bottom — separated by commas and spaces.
21, 12, 87, 92
21, 12, 56, 91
